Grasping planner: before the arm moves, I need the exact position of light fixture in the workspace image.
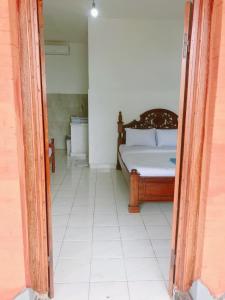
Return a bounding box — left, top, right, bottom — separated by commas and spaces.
91, 0, 99, 18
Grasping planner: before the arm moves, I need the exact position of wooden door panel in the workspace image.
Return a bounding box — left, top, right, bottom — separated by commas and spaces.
18, 0, 53, 297
37, 0, 54, 297
169, 0, 213, 295
169, 0, 194, 295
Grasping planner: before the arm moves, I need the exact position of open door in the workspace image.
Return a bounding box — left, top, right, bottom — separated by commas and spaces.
37, 0, 54, 297
18, 0, 54, 297
169, 0, 194, 295
169, 0, 214, 295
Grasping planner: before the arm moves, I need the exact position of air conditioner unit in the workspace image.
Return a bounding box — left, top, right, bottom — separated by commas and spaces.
45, 41, 70, 56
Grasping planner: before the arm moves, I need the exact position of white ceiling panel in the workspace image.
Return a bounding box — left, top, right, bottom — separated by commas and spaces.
44, 0, 185, 43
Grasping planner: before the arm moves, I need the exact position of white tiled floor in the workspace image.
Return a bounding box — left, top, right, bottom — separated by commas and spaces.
51, 151, 172, 300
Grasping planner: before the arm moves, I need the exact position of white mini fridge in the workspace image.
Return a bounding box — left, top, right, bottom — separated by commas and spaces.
70, 122, 88, 160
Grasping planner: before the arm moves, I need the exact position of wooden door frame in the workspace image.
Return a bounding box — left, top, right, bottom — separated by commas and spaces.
169, 0, 214, 297
18, 0, 53, 297
37, 0, 54, 297
15, 0, 214, 298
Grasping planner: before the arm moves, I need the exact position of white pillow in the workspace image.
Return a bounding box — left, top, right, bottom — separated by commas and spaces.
125, 128, 156, 147
156, 129, 178, 147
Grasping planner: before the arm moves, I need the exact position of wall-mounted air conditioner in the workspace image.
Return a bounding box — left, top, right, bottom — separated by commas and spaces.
45, 41, 70, 56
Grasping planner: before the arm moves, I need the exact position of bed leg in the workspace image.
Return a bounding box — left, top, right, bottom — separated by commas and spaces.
129, 170, 140, 213
116, 159, 121, 170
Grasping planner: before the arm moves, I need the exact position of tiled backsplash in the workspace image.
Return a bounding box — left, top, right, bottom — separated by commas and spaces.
47, 94, 88, 149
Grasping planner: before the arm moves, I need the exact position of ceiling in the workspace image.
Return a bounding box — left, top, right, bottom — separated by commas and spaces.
44, 0, 185, 43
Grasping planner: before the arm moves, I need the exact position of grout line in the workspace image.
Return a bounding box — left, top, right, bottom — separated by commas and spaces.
140, 212, 170, 287
88, 167, 97, 300
52, 161, 71, 271
111, 169, 131, 300
52, 153, 171, 296
52, 162, 83, 273
159, 204, 173, 228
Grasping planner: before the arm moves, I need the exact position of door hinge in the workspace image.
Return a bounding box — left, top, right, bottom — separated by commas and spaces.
183, 33, 190, 58
170, 249, 176, 267
48, 255, 52, 264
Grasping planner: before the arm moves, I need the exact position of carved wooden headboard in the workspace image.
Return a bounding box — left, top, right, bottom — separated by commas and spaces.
117, 108, 178, 147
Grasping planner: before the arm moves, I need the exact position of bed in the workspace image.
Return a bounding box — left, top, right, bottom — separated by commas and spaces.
116, 108, 178, 213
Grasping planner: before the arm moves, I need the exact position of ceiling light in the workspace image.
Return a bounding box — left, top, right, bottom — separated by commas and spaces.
91, 0, 99, 18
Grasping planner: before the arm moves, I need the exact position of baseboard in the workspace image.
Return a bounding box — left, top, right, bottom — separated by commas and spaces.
15, 289, 49, 300
89, 163, 116, 169
173, 281, 225, 300
15, 289, 31, 300
189, 280, 225, 300
173, 289, 193, 300
70, 153, 87, 160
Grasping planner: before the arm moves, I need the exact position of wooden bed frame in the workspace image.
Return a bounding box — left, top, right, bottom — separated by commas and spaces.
49, 138, 55, 173
117, 108, 178, 213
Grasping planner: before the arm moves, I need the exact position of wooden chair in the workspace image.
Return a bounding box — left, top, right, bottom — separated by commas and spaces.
49, 138, 55, 173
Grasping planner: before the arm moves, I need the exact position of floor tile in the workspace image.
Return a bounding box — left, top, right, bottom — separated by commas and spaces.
71, 205, 94, 214
60, 241, 92, 260
116, 204, 129, 214
54, 195, 75, 201
125, 258, 163, 280
53, 226, 67, 242
59, 185, 77, 191
142, 214, 168, 226
53, 215, 70, 227
157, 257, 170, 280
92, 240, 123, 259
54, 283, 89, 300
69, 214, 94, 227
64, 227, 92, 241
74, 197, 95, 207
128, 281, 170, 300
151, 239, 171, 257
120, 226, 149, 240
54, 198, 74, 206
91, 259, 126, 282
140, 202, 162, 214
53, 241, 62, 269
164, 211, 173, 226
76, 191, 95, 199
94, 206, 117, 215
93, 226, 120, 240
94, 214, 118, 226
122, 240, 155, 258
56, 190, 75, 197
89, 282, 129, 300
146, 226, 171, 239
53, 205, 72, 216
55, 259, 90, 283
52, 152, 173, 295
159, 202, 173, 212
118, 214, 143, 226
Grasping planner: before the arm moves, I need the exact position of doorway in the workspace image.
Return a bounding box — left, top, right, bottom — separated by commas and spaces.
44, 0, 89, 164
17, 0, 214, 298
43, 0, 185, 299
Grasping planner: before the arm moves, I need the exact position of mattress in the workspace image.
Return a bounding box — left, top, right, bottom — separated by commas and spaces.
119, 145, 176, 177
119, 144, 176, 155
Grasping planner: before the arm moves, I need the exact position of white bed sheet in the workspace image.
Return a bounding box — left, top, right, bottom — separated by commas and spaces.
119, 145, 176, 177
119, 144, 176, 155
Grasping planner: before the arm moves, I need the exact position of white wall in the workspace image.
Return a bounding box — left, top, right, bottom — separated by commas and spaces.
46, 42, 88, 94
88, 18, 184, 167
